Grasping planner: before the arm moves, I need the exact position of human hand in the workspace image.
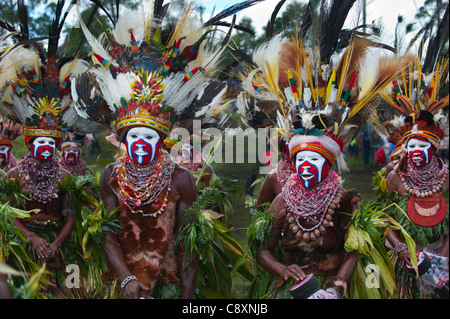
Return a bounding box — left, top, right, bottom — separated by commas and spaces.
280, 264, 307, 282
30, 236, 50, 259
122, 280, 150, 299
46, 243, 59, 261
398, 249, 412, 267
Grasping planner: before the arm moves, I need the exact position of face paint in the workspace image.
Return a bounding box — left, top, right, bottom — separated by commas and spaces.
407, 137, 433, 168
31, 137, 55, 161
125, 127, 161, 165
295, 150, 329, 188
62, 147, 81, 165
0, 145, 11, 166
180, 143, 194, 161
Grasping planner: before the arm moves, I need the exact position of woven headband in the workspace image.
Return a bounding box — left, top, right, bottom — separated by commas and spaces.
290, 143, 336, 165
115, 116, 171, 135
403, 129, 440, 144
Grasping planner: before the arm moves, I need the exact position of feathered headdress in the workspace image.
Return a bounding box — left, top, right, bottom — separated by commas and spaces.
72, 0, 264, 141
0, 1, 91, 147
238, 0, 399, 171
373, 5, 449, 152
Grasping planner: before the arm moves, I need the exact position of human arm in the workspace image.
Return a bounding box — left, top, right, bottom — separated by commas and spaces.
173, 167, 199, 299
255, 173, 277, 209
257, 195, 306, 282
384, 170, 412, 265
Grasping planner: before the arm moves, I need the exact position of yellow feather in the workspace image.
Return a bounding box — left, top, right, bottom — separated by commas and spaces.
166, 2, 196, 48
325, 68, 336, 106
299, 40, 316, 103
337, 40, 354, 101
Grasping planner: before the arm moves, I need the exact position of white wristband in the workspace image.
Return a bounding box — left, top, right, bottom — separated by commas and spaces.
121, 275, 138, 290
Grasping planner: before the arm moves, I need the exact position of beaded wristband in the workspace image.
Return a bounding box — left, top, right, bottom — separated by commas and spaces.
394, 243, 408, 255
26, 232, 35, 242
121, 275, 138, 290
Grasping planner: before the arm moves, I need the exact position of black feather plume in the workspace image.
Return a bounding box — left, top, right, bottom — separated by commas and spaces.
320, 0, 357, 63
265, 0, 287, 40
423, 4, 449, 73
203, 0, 265, 28
17, 0, 29, 41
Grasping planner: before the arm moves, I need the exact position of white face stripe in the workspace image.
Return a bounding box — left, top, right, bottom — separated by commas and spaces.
295, 150, 327, 187
126, 127, 160, 164
407, 137, 432, 164
0, 145, 10, 164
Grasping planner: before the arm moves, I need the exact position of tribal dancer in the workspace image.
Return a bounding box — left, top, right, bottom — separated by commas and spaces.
240, 0, 400, 299
0, 2, 92, 290
381, 65, 449, 297
0, 118, 21, 176
72, 0, 262, 299
59, 136, 93, 176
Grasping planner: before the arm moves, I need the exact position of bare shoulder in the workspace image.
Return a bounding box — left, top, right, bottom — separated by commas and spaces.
171, 164, 195, 189
269, 192, 286, 215
386, 169, 401, 193
99, 162, 117, 188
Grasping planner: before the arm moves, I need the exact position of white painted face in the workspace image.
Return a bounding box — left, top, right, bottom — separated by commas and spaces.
295, 150, 328, 188
0, 145, 11, 165
32, 137, 56, 161
125, 127, 161, 164
406, 137, 433, 168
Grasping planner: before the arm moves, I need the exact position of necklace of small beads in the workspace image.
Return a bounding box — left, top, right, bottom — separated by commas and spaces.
18, 153, 62, 204
276, 156, 294, 185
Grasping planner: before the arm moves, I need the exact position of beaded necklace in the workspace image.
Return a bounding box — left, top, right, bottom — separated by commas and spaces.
400, 156, 448, 198
116, 150, 175, 215
17, 153, 62, 204
283, 170, 343, 242
276, 156, 294, 185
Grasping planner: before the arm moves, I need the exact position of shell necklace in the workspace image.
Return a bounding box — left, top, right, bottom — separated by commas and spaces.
400, 156, 448, 198
116, 150, 175, 215
283, 170, 343, 242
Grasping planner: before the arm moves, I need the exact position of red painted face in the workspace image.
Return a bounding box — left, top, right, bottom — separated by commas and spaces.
406, 137, 433, 168
0, 145, 11, 167
125, 127, 161, 165
62, 148, 80, 165
31, 137, 55, 161
295, 150, 329, 188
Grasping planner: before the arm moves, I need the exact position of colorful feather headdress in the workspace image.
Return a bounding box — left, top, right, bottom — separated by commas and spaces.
72, 0, 264, 140
237, 0, 399, 171
0, 1, 91, 147
372, 6, 449, 152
